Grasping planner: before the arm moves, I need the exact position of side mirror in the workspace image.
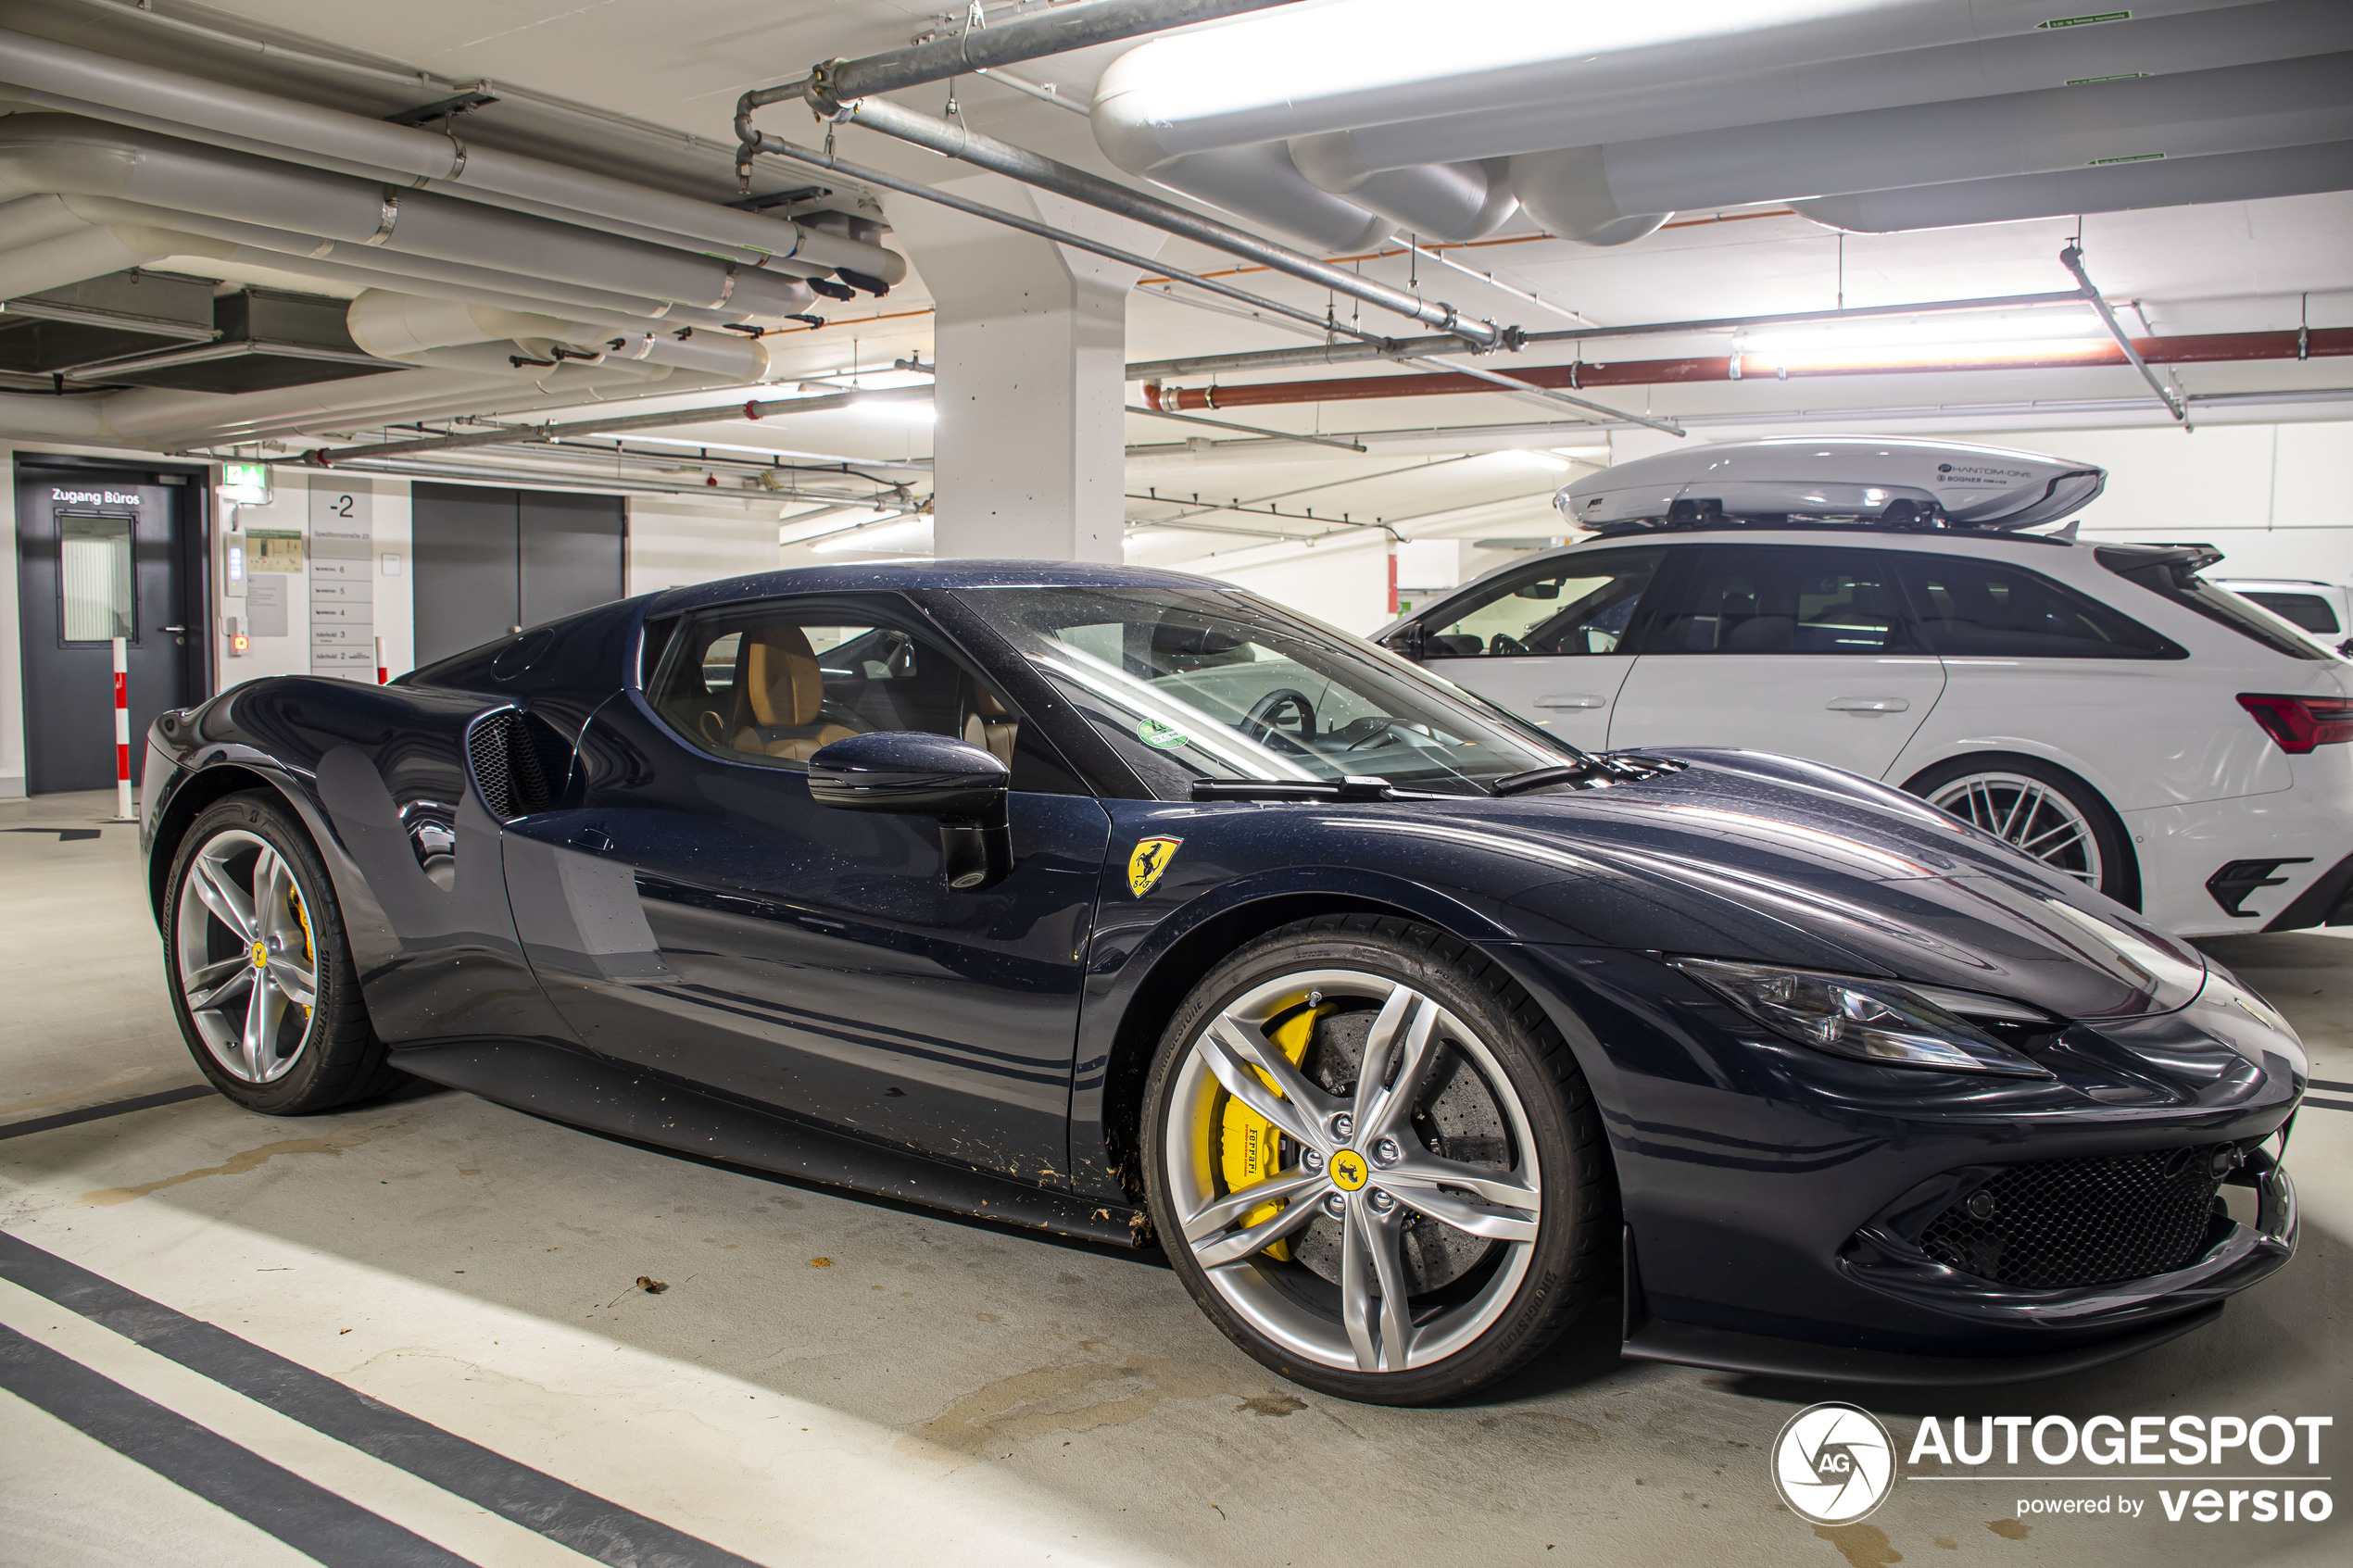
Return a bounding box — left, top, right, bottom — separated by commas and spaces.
809, 732, 1012, 890
1381, 621, 1427, 661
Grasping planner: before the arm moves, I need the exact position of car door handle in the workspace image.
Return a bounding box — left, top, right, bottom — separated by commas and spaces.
1533, 695, 1607, 709
567, 828, 614, 852
1825, 696, 1910, 713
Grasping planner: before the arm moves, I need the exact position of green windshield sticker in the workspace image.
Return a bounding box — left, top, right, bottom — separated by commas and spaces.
1138, 718, 1192, 749
2038, 11, 2130, 27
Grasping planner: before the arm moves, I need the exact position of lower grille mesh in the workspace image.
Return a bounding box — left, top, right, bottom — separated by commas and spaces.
1920, 1146, 2225, 1290
467, 710, 550, 821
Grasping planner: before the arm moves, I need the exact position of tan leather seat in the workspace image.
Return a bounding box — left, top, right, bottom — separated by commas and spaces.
730, 624, 857, 760
963, 684, 1017, 767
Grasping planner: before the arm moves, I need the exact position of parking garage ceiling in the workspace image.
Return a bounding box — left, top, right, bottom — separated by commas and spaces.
0, 0, 2347, 564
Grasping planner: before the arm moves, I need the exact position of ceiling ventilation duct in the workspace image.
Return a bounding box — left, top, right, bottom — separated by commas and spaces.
0, 265, 213, 381
1090, 0, 2353, 251
65, 284, 407, 394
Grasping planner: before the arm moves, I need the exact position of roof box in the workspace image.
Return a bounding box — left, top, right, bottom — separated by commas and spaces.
1558, 437, 2106, 533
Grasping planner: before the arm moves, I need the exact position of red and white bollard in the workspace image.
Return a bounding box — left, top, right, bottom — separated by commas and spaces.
376, 634, 388, 685
111, 635, 133, 821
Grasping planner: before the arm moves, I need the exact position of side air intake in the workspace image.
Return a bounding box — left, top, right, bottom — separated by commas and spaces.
466, 709, 552, 821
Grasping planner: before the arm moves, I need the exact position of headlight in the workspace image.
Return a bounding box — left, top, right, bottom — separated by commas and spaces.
1668, 958, 2051, 1077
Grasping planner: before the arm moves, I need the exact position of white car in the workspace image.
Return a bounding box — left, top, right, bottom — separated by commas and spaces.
2210, 577, 2353, 659
1379, 437, 2353, 938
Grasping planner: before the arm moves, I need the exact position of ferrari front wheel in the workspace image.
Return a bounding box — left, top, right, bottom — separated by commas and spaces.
165, 791, 397, 1114
1144, 914, 1612, 1405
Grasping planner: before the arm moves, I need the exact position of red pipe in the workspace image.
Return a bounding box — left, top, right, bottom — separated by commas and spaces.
1142, 327, 2353, 413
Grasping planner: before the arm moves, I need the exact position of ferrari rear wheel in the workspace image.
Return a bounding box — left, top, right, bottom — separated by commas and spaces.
1144, 914, 1612, 1405
165, 792, 397, 1114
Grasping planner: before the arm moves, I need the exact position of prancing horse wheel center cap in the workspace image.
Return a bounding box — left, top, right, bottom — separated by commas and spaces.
249, 939, 270, 969
1329, 1148, 1368, 1192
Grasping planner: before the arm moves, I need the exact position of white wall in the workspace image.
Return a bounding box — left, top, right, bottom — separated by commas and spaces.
217, 473, 415, 684
626, 495, 790, 596
1961, 422, 2353, 585
1191, 533, 1394, 634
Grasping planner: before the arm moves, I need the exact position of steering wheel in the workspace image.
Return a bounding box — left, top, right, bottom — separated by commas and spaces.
1241, 687, 1316, 744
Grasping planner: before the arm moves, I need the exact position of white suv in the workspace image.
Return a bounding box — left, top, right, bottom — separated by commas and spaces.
1380, 438, 2353, 938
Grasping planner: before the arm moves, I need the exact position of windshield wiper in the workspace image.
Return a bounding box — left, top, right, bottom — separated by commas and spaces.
1490, 753, 1688, 796
1189, 775, 1450, 803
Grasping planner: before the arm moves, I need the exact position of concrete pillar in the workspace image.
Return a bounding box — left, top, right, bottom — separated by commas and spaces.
887, 175, 1163, 562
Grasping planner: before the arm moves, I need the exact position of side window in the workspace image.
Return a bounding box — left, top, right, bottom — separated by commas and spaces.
2240, 591, 2339, 635
1417, 547, 1665, 658
1642, 546, 1913, 655
647, 599, 1077, 789
1898, 555, 2179, 659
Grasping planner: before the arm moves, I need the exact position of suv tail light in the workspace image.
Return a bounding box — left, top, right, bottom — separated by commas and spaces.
2237, 693, 2353, 753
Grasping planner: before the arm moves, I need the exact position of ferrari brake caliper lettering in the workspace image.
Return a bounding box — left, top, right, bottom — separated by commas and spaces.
1218, 1000, 1330, 1261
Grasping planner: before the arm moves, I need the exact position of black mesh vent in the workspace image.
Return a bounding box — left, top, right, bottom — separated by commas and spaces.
1920, 1147, 2226, 1290
467, 710, 550, 821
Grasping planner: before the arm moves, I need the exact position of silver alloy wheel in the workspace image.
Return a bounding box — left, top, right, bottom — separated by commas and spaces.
175, 828, 320, 1084
1926, 771, 2104, 887
1164, 969, 1541, 1374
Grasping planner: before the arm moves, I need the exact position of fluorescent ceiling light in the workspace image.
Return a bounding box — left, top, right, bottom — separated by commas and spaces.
1738, 307, 2112, 371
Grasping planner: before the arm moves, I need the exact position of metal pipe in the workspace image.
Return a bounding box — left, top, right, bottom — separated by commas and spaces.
738, 132, 1404, 354
1124, 290, 2094, 382
1394, 353, 1680, 436
1143, 326, 2353, 412
1127, 404, 1365, 452
756, 93, 1504, 348
975, 69, 1093, 116
2060, 245, 2191, 427
751, 0, 1302, 109
302, 384, 932, 465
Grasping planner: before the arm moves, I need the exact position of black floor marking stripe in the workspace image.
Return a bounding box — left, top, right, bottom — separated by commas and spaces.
2309, 1077, 2353, 1093
0, 1232, 764, 1568
2300, 1096, 2353, 1113
0, 1323, 477, 1568
0, 1085, 217, 1140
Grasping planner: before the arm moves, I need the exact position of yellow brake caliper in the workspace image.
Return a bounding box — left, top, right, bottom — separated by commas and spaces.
288, 883, 315, 1020
1218, 1001, 1330, 1261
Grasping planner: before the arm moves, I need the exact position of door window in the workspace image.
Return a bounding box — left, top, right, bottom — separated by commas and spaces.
1642, 545, 1913, 655
1416, 547, 1665, 657
58, 512, 134, 643
647, 599, 1074, 789
1902, 553, 2180, 659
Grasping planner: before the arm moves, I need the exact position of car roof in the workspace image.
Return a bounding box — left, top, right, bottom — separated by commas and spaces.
648, 558, 1224, 617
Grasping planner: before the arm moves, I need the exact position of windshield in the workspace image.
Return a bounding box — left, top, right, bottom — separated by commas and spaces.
957, 585, 1579, 797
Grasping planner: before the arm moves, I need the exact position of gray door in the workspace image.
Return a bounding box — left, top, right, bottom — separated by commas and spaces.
412, 483, 624, 664
14, 461, 201, 796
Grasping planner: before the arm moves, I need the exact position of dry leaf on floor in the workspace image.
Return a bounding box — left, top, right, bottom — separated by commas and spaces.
635, 1275, 668, 1294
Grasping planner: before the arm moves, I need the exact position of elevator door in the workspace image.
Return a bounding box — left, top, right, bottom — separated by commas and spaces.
15, 463, 200, 795
411, 483, 625, 664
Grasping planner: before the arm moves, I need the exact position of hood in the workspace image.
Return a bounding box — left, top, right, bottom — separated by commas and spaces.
1425, 748, 2206, 1023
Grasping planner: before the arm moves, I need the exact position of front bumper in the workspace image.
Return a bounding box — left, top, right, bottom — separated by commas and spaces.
1497, 943, 2305, 1379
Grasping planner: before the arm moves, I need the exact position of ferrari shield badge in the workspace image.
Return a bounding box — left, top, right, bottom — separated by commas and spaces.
1127, 835, 1183, 897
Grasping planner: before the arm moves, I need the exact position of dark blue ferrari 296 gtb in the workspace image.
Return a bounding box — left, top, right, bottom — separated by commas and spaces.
139, 562, 2303, 1403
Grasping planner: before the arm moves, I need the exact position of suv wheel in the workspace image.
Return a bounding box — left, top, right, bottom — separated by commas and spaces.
1905, 755, 2136, 907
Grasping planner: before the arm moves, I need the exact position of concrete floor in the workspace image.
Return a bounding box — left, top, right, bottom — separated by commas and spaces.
2, 788, 2347, 1568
